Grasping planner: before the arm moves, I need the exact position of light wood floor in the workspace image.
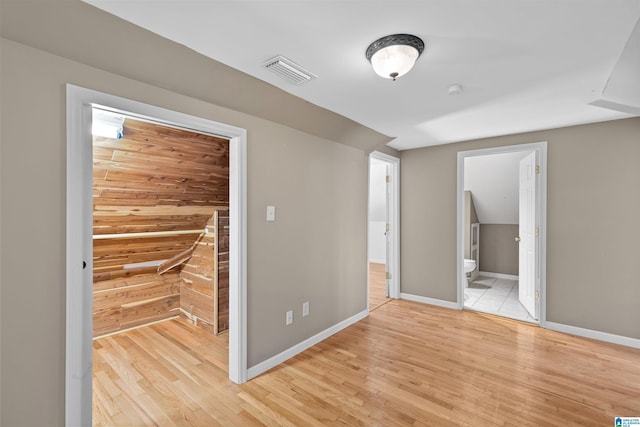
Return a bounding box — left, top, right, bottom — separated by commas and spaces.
93, 301, 640, 426
369, 262, 391, 311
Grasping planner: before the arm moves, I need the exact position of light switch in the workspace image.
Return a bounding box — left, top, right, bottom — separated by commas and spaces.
303, 301, 309, 317
266, 205, 276, 221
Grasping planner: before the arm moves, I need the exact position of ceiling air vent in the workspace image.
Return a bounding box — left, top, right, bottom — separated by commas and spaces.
263, 55, 317, 85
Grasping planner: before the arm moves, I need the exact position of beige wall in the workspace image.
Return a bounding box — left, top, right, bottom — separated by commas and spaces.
0, 2, 383, 424
479, 224, 519, 275
401, 143, 458, 301
246, 119, 367, 365
0, 37, 369, 427
401, 117, 640, 340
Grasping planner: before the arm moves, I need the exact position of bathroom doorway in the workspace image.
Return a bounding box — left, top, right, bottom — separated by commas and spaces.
456, 142, 547, 324
368, 151, 400, 310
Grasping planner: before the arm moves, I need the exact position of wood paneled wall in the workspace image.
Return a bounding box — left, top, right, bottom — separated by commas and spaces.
215, 212, 230, 333
92, 115, 230, 337
93, 118, 229, 210
93, 117, 229, 279
93, 272, 181, 337
180, 210, 229, 334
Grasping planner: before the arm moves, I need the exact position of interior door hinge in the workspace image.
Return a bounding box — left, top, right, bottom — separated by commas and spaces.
535, 227, 540, 236
385, 224, 390, 233
385, 272, 392, 280
385, 175, 390, 183
535, 290, 540, 299
535, 165, 540, 174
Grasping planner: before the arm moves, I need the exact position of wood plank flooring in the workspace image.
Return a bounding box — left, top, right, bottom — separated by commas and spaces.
93, 300, 640, 426
369, 262, 390, 311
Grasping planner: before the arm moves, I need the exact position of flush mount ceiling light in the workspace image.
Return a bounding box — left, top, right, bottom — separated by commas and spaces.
366, 34, 425, 81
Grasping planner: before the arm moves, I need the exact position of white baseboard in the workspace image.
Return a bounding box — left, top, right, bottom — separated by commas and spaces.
246, 309, 369, 380
368, 259, 385, 265
545, 321, 640, 349
400, 293, 459, 310
478, 271, 519, 281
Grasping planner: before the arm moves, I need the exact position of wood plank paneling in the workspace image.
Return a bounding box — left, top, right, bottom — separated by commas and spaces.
180, 285, 215, 326
179, 212, 216, 331
120, 295, 180, 328
93, 272, 181, 337
179, 210, 229, 335
215, 211, 230, 333
93, 302, 640, 426
93, 116, 229, 279
93, 205, 226, 235
93, 266, 160, 283
93, 234, 195, 273
92, 115, 230, 336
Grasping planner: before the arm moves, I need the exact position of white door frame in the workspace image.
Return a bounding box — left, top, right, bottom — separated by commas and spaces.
65, 85, 248, 427
456, 142, 547, 324
368, 151, 400, 301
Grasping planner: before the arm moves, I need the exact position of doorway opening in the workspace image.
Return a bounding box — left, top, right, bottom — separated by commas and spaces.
91, 110, 232, 424
92, 110, 231, 336
66, 85, 248, 426
367, 151, 400, 311
456, 142, 547, 324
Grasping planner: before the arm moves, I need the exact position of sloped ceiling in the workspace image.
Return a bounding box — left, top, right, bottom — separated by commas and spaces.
590, 18, 640, 115
464, 151, 530, 224
92, 114, 229, 281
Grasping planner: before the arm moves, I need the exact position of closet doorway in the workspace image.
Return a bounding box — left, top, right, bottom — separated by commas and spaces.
91, 110, 232, 425
66, 85, 248, 426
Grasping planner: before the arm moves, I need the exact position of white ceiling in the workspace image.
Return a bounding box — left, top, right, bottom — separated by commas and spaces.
84, 1, 640, 150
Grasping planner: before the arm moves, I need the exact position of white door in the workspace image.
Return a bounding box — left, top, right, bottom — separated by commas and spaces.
518, 152, 537, 319
384, 164, 391, 297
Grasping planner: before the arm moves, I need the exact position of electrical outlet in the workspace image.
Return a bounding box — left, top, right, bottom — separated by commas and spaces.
302, 301, 309, 317
285, 310, 293, 325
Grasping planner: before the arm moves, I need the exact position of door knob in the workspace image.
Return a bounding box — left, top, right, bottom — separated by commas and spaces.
515, 236, 521, 242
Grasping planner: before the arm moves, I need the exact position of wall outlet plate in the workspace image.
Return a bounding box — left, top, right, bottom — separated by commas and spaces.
302, 301, 309, 317
285, 310, 293, 325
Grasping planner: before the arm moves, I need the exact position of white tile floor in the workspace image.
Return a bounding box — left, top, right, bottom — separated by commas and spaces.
463, 275, 536, 323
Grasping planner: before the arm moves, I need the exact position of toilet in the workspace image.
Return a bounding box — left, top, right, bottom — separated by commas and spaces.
464, 259, 477, 287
